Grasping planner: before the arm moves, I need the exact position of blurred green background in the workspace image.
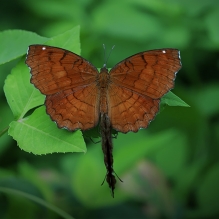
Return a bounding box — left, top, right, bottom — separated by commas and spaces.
1, 0, 219, 218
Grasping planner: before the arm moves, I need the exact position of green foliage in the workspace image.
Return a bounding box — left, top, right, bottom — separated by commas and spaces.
3, 27, 85, 155
3, 27, 184, 156
9, 107, 86, 154
4, 57, 44, 120
0, 0, 219, 218
0, 30, 48, 65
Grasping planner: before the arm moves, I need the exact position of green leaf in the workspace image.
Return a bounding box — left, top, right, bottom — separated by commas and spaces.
8, 106, 86, 155
4, 27, 83, 155
4, 58, 44, 120
46, 25, 81, 54
0, 102, 14, 153
0, 30, 48, 65
4, 26, 81, 120
161, 91, 190, 107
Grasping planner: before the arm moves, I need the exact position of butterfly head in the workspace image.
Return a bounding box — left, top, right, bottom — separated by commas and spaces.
100, 64, 109, 74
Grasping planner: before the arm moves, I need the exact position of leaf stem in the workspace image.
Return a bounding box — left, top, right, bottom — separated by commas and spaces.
0, 126, 9, 137
0, 187, 75, 219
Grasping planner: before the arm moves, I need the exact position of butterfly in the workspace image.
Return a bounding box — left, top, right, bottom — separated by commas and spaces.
26, 45, 181, 197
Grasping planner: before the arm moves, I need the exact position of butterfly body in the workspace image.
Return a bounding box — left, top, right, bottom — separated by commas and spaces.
26, 45, 181, 197
98, 67, 111, 114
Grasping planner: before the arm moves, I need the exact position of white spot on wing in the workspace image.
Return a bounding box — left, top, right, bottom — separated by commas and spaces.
162, 50, 166, 53
42, 46, 46, 50
26, 47, 30, 55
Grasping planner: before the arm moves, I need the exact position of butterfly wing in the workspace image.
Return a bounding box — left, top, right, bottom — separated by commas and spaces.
107, 84, 160, 133
108, 49, 181, 133
26, 45, 100, 131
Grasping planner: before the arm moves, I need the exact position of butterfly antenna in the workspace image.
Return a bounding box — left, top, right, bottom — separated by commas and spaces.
103, 44, 106, 68
102, 44, 115, 68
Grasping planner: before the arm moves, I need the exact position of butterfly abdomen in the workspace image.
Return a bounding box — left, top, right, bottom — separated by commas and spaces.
100, 113, 116, 197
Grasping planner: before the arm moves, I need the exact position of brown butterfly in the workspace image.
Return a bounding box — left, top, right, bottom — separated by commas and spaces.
26, 45, 181, 197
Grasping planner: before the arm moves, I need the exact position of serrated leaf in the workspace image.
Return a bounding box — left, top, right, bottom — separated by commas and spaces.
8, 106, 86, 155
0, 30, 48, 65
4, 27, 84, 155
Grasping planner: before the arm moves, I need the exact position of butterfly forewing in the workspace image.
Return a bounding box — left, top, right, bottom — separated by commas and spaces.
26, 45, 99, 95
108, 49, 181, 133
26, 45, 100, 131
109, 49, 181, 99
